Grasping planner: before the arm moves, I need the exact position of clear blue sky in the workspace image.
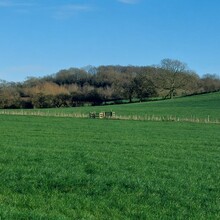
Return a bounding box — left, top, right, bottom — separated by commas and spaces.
0, 0, 220, 82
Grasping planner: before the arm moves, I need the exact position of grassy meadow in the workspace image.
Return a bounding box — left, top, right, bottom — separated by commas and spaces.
0, 92, 220, 219
62, 91, 220, 120
1, 92, 220, 122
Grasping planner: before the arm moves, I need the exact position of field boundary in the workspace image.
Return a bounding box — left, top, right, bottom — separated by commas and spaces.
115, 114, 220, 124
0, 110, 87, 119
0, 110, 219, 124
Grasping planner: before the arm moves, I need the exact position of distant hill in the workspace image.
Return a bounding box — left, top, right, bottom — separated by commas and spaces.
70, 91, 220, 120
13, 91, 218, 122
1, 91, 219, 124
1, 60, 220, 109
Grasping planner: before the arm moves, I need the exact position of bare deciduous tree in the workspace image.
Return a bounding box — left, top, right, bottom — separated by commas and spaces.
157, 58, 190, 98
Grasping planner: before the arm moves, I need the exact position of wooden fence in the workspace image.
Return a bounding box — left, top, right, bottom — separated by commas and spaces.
89, 111, 115, 119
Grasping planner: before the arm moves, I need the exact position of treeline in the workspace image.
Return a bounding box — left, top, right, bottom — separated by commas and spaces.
1, 59, 220, 109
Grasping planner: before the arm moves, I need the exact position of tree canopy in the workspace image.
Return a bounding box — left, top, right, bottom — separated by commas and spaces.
0, 59, 219, 109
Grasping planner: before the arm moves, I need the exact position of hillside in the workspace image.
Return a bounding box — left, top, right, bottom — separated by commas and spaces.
1, 92, 220, 123
1, 62, 220, 109
88, 92, 220, 119
35, 91, 220, 120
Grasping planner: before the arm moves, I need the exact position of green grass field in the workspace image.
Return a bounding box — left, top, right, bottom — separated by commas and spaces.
1, 92, 220, 122
0, 92, 220, 219
39, 91, 220, 118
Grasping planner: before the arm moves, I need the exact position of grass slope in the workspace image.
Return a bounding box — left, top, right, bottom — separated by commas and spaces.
6, 91, 219, 121
0, 115, 220, 219
55, 91, 220, 119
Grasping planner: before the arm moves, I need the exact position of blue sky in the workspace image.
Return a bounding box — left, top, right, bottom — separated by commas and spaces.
0, 0, 220, 82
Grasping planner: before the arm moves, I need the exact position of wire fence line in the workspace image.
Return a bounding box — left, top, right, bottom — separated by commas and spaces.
0, 110, 87, 119
0, 110, 219, 124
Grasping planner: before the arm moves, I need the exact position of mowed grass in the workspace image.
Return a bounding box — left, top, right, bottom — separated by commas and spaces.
0, 115, 220, 219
